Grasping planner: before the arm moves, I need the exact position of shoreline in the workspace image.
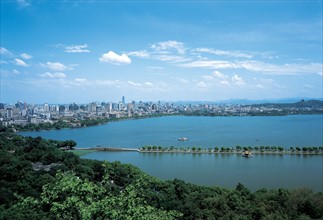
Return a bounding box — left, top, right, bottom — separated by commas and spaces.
13, 113, 323, 133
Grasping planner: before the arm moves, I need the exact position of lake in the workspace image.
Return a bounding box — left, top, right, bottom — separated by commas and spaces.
21, 115, 323, 148
21, 115, 323, 191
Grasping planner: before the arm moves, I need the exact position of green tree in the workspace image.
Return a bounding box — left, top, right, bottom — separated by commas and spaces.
6, 171, 181, 220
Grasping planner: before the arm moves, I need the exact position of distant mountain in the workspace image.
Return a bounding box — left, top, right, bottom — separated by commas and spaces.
173, 98, 323, 105
244, 99, 323, 108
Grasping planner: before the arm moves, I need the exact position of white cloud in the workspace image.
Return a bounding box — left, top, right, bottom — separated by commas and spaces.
144, 82, 153, 86
180, 60, 239, 69
154, 54, 190, 63
127, 50, 150, 58
17, 0, 29, 7
125, 80, 168, 92
74, 78, 88, 83
151, 40, 186, 54
146, 66, 164, 70
255, 84, 264, 89
39, 72, 67, 79
202, 75, 214, 81
220, 80, 230, 86
237, 61, 322, 75
14, 58, 28, 67
64, 44, 90, 53
0, 47, 12, 55
180, 58, 322, 76
197, 81, 208, 88
304, 84, 314, 89
41, 62, 70, 71
212, 70, 229, 79
99, 51, 131, 65
96, 80, 121, 86
231, 74, 246, 86
13, 69, 20, 74
128, 81, 141, 87
68, 78, 91, 87
174, 77, 190, 84
195, 48, 253, 58
201, 72, 231, 86
20, 53, 32, 59
257, 78, 285, 89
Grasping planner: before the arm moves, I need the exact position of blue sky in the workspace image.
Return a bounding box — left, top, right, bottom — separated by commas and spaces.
1, 0, 322, 104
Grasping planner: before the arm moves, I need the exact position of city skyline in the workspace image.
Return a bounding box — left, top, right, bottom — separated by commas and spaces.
1, 1, 322, 103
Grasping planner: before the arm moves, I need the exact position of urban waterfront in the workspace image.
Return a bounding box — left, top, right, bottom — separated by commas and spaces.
20, 115, 323, 191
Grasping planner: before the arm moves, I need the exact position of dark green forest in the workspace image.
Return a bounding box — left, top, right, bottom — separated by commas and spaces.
1, 128, 323, 219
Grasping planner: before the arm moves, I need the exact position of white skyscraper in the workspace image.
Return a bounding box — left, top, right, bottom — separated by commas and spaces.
43, 103, 49, 112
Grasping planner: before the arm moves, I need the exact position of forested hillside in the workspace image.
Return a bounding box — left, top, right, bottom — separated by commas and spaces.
1, 128, 322, 219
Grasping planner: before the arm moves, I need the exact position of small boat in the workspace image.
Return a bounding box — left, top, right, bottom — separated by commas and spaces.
242, 150, 252, 158
178, 137, 189, 141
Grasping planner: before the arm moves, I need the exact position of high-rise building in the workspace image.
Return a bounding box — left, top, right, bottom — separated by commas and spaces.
89, 102, 96, 112
6, 108, 13, 118
21, 109, 27, 117
122, 96, 125, 104
44, 103, 49, 112
106, 103, 112, 113
118, 102, 123, 111
127, 103, 133, 111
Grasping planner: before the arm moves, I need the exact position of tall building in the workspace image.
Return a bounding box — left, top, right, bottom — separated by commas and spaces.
89, 102, 97, 112
44, 103, 49, 112
106, 103, 112, 113
6, 108, 13, 118
122, 96, 125, 105
118, 102, 123, 111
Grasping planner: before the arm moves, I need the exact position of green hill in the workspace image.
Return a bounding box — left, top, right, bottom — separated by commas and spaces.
1, 127, 322, 219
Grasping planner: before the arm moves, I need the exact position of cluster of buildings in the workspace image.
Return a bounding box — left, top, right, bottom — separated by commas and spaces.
0, 97, 322, 127
0, 97, 176, 127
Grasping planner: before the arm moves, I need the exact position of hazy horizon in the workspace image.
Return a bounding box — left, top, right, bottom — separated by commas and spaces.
1, 1, 322, 103
3, 96, 322, 106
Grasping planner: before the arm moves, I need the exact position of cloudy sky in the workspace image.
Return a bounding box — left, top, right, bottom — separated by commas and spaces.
0, 0, 322, 104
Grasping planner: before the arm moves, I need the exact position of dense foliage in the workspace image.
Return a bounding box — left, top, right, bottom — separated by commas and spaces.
11, 118, 108, 131
1, 129, 323, 219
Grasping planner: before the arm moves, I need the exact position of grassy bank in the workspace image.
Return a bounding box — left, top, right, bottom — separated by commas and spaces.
70, 149, 97, 156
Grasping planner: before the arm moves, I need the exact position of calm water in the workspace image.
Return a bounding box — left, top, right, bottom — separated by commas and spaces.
21, 115, 323, 191
21, 115, 323, 148
83, 152, 323, 192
